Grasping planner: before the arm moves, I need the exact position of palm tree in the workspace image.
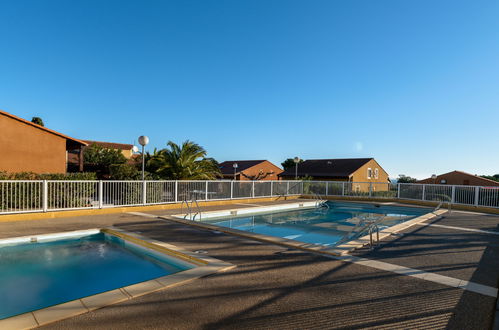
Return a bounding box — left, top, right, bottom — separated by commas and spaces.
147, 141, 221, 180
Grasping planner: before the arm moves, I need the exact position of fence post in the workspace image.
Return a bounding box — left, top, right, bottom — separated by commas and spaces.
98, 180, 103, 209
142, 181, 147, 205
252, 181, 255, 198
474, 186, 480, 206
270, 181, 274, 197
341, 182, 345, 196
369, 182, 372, 197
286, 181, 290, 196
451, 185, 456, 204
174, 181, 178, 203
422, 185, 426, 201
325, 182, 328, 196
397, 183, 400, 199
231, 181, 234, 199
42, 180, 48, 212
205, 181, 209, 201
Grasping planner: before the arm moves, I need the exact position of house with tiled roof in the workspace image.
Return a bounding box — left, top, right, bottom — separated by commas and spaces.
418, 171, 499, 186
279, 158, 390, 192
219, 160, 283, 181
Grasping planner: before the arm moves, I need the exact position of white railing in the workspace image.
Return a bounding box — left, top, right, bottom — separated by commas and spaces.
0, 180, 498, 215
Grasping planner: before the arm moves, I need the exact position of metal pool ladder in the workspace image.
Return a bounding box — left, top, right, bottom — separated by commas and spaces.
313, 193, 329, 209
181, 197, 202, 221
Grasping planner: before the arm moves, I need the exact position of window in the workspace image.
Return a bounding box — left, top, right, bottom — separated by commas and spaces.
367, 168, 372, 179
374, 168, 379, 179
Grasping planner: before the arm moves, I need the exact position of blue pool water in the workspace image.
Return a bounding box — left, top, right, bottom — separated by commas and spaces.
204, 202, 430, 247
0, 232, 192, 320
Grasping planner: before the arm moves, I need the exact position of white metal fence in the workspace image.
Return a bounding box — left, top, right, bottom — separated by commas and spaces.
1, 180, 498, 215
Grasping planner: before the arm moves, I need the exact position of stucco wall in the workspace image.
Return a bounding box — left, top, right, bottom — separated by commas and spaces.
350, 159, 390, 192
0, 115, 67, 173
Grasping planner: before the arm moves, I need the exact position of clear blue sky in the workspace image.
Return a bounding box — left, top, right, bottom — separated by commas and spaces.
1, 0, 498, 179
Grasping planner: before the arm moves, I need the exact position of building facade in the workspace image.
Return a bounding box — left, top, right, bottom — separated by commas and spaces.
0, 110, 86, 174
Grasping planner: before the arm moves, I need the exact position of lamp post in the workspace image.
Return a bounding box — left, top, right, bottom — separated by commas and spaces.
293, 157, 301, 179
233, 163, 238, 181
138, 136, 149, 181
431, 174, 437, 185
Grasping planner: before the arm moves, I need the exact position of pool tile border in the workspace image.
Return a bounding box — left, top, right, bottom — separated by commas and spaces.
0, 228, 235, 330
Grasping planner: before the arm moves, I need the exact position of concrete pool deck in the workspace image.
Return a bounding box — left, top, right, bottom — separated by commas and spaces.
0, 199, 498, 329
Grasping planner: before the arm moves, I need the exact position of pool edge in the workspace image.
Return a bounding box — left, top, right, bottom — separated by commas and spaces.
160, 207, 447, 258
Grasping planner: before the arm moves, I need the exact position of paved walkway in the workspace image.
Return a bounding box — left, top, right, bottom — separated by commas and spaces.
0, 203, 497, 329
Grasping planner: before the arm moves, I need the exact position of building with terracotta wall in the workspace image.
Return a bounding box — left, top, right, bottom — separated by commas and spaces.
279, 158, 390, 192
418, 171, 499, 187
0, 110, 86, 174
219, 160, 283, 180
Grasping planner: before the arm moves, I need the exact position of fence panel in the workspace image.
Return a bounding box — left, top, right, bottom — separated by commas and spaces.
371, 183, 397, 198
303, 181, 327, 195
454, 186, 476, 205
272, 181, 288, 196
233, 181, 253, 198
287, 181, 303, 195
206, 181, 231, 200
102, 181, 143, 207
478, 187, 499, 208
48, 181, 99, 210
326, 182, 343, 196
0, 180, 43, 213
399, 184, 424, 200
254, 181, 272, 197
146, 181, 176, 204
423, 184, 452, 202
177, 181, 207, 201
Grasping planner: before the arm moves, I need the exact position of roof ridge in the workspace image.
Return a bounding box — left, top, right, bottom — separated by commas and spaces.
0, 109, 86, 146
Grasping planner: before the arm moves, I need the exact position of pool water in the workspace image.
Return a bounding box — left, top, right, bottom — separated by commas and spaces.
0, 232, 192, 320
204, 202, 430, 247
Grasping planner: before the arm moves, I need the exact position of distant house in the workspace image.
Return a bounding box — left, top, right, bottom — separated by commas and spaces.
82, 140, 135, 159
0, 109, 87, 173
279, 158, 390, 192
219, 160, 283, 181
67, 140, 136, 172
418, 171, 499, 187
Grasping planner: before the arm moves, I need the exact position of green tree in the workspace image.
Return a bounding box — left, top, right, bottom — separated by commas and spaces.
397, 174, 418, 183
31, 117, 44, 126
147, 140, 221, 180
281, 158, 303, 171
481, 174, 499, 182
83, 143, 127, 177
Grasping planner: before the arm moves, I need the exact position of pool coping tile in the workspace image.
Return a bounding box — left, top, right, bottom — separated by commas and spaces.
0, 311, 39, 330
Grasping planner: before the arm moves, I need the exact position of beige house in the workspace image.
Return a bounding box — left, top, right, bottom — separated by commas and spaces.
279, 158, 390, 192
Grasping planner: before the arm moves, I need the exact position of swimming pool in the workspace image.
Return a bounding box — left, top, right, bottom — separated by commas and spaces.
0, 230, 195, 320
201, 202, 431, 247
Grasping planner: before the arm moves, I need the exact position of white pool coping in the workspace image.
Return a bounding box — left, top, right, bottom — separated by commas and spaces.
0, 228, 235, 330
173, 201, 319, 220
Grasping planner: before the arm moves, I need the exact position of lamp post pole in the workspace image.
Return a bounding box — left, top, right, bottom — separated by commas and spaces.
293, 157, 301, 180
233, 163, 238, 181
138, 136, 149, 181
